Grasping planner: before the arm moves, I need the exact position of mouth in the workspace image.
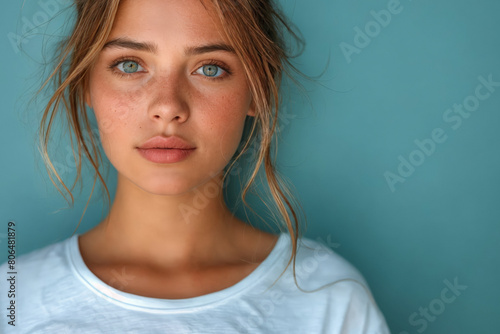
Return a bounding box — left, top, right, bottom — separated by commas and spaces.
138, 135, 196, 150
137, 147, 196, 163
144, 147, 195, 150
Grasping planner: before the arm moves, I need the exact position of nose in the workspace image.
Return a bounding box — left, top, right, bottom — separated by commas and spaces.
147, 73, 190, 124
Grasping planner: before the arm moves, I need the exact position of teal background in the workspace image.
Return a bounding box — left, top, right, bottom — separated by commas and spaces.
1, 0, 499, 333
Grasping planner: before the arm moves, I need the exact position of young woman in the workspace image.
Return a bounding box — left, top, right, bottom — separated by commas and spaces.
1, 0, 390, 333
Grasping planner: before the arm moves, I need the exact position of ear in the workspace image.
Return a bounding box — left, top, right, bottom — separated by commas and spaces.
246, 99, 256, 117
84, 89, 92, 108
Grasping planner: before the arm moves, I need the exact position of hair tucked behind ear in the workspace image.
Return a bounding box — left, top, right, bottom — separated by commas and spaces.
38, 0, 308, 288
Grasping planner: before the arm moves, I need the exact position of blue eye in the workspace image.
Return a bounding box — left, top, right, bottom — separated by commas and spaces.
197, 64, 225, 78
117, 60, 144, 74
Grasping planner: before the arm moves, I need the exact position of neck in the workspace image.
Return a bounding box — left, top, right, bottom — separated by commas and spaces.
84, 171, 253, 269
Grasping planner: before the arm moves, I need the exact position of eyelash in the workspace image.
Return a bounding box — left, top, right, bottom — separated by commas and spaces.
108, 56, 145, 79
198, 59, 232, 81
107, 57, 232, 81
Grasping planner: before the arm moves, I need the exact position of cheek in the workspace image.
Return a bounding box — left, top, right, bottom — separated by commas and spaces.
198, 89, 251, 158
89, 80, 148, 144
90, 92, 142, 172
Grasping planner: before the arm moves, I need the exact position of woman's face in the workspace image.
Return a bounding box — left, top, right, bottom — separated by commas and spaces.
87, 0, 254, 195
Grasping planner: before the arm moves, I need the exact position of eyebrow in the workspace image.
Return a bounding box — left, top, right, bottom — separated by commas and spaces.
103, 38, 157, 53
102, 38, 235, 55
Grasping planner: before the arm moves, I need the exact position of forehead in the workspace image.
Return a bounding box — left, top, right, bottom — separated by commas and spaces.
109, 0, 227, 46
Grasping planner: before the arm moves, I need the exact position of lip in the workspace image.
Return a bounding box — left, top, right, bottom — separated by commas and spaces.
137, 136, 196, 164
138, 135, 196, 149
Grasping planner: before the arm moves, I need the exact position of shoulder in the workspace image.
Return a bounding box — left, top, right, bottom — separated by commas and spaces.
1, 236, 69, 269
268, 234, 390, 333
0, 236, 73, 294
0, 235, 92, 333
292, 235, 367, 289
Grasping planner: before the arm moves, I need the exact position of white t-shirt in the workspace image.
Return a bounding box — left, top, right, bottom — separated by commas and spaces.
0, 233, 390, 333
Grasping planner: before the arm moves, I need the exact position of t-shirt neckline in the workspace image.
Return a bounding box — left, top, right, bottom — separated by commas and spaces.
66, 232, 289, 312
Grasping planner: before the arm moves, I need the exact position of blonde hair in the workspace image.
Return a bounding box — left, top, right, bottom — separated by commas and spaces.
38, 0, 307, 286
